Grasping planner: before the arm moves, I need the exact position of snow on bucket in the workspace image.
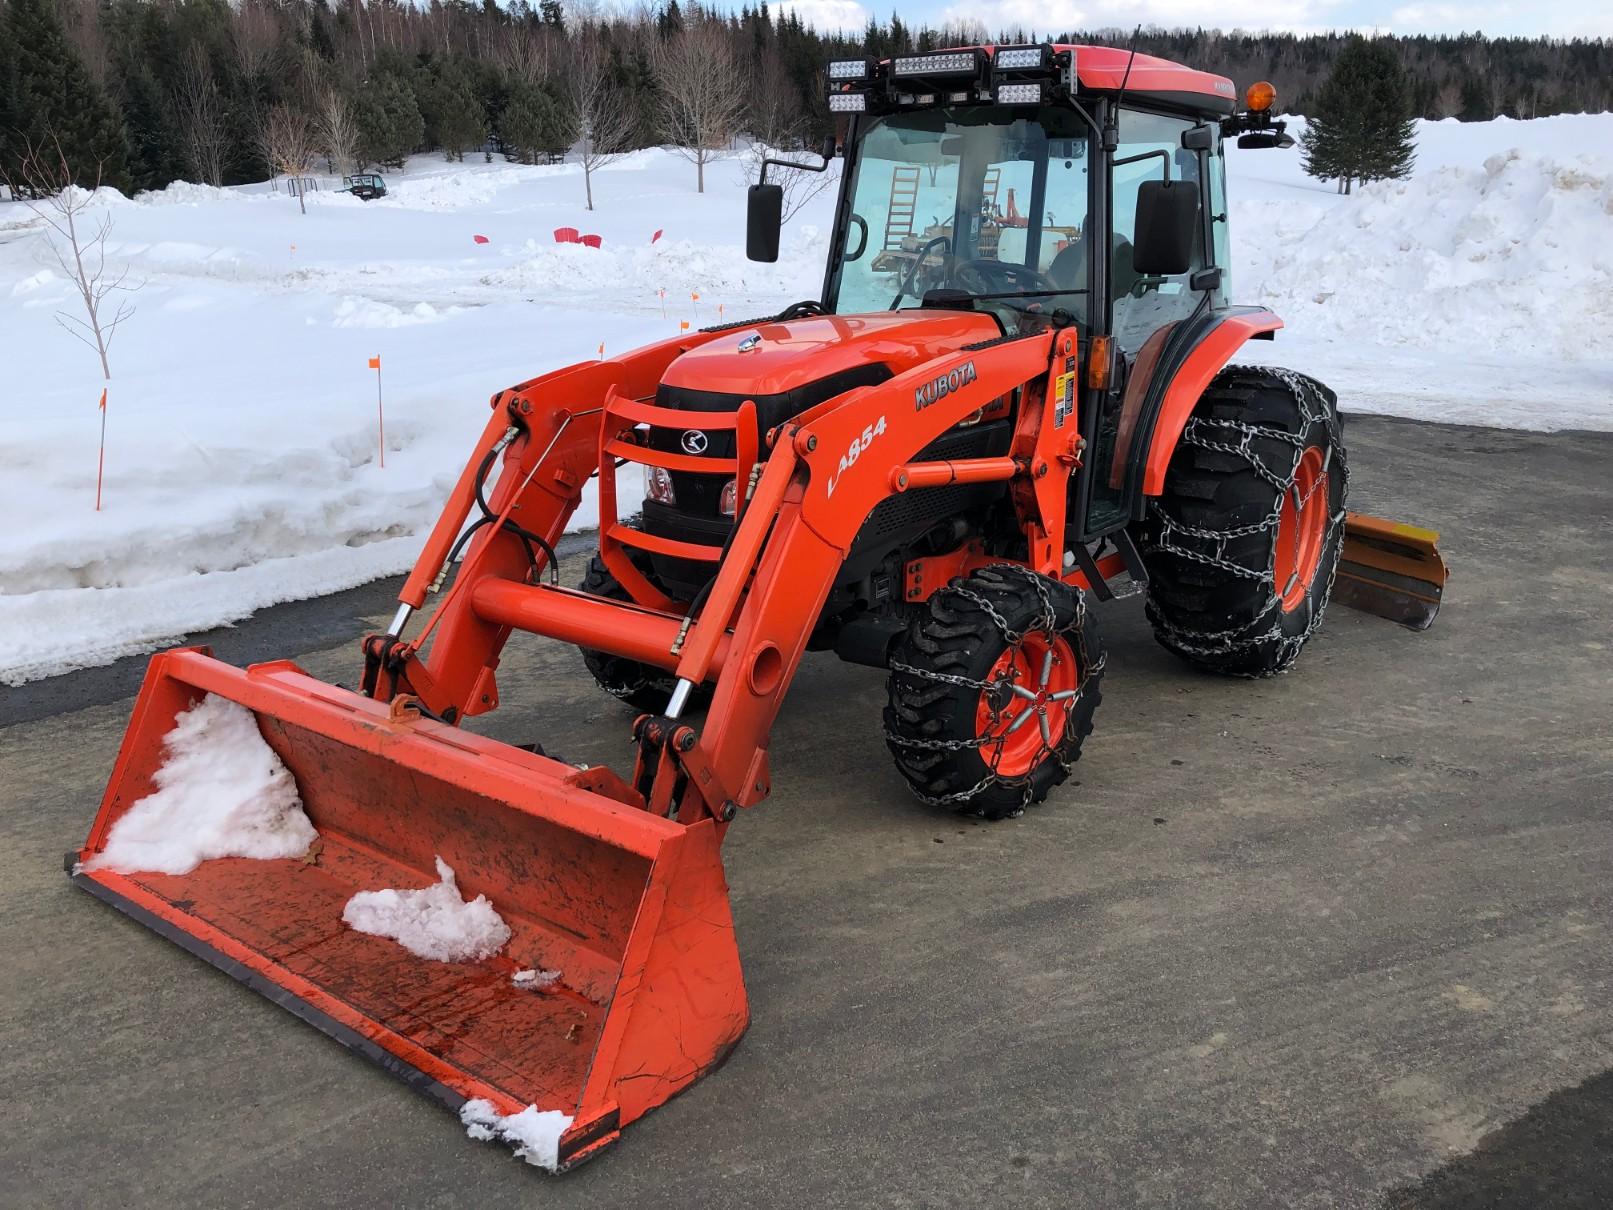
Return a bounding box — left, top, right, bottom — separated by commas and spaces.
72, 647, 748, 1169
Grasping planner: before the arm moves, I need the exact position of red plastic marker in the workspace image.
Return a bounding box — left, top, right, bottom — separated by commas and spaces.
473, 234, 490, 245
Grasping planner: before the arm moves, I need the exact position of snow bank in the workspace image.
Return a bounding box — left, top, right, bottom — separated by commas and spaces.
459, 1098, 574, 1172
4, 122, 1612, 685
1238, 148, 1613, 360
342, 857, 512, 963
85, 694, 315, 875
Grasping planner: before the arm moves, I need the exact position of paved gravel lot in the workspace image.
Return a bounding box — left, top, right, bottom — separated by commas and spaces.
3, 414, 1610, 1208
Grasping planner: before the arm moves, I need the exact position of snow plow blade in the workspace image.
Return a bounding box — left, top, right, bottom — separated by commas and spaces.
1335, 512, 1449, 631
70, 648, 747, 1171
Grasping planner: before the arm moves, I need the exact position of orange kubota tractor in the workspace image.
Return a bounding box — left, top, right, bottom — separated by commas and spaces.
73, 46, 1447, 1169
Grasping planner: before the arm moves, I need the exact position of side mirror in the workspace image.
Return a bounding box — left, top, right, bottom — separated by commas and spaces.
1237, 130, 1296, 150
747, 183, 783, 263
1132, 179, 1200, 277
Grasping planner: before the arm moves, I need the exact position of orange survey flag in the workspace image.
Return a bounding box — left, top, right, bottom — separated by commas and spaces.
368, 356, 381, 370
98, 388, 107, 410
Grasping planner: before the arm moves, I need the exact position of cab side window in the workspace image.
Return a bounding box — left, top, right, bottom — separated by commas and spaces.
1110, 108, 1204, 352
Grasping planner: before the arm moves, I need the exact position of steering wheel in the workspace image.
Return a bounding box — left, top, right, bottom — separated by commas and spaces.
949, 257, 1058, 296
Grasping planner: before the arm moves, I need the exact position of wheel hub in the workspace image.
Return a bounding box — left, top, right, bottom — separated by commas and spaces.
1274, 445, 1329, 612
975, 631, 1080, 777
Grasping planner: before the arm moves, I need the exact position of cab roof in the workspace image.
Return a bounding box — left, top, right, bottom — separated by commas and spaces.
993, 43, 1238, 114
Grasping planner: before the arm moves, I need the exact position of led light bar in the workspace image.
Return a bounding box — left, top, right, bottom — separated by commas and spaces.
827, 92, 867, 112
994, 46, 1048, 70
891, 51, 978, 77
996, 82, 1044, 105
827, 58, 871, 81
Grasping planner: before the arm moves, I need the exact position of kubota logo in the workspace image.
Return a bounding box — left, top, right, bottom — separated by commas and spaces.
915, 360, 977, 411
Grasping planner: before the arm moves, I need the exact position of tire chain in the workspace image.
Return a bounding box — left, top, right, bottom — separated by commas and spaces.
1141, 368, 1348, 676
886, 565, 1105, 815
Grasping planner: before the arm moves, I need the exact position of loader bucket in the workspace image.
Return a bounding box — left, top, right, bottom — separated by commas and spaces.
70, 648, 747, 1170
1335, 511, 1449, 630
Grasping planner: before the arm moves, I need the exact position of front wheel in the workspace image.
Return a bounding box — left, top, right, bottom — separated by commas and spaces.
883, 566, 1105, 819
1137, 365, 1348, 677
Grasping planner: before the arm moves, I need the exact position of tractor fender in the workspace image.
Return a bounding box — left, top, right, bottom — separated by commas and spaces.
1130, 306, 1283, 502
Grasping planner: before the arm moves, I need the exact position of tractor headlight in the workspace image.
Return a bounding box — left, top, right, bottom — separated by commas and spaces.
719, 479, 737, 517
827, 59, 872, 81
647, 465, 676, 506
891, 51, 978, 77
827, 92, 867, 113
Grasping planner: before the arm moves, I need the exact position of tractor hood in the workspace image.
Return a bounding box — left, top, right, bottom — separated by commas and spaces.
659, 311, 1001, 404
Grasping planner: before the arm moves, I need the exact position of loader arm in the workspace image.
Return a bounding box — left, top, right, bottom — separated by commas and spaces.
376, 325, 1084, 826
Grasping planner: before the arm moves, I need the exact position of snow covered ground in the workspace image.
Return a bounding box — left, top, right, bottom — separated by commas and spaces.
2, 115, 1610, 684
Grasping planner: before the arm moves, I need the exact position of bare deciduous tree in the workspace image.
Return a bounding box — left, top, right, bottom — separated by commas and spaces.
741, 49, 834, 225
260, 105, 318, 213
16, 137, 139, 380
651, 21, 746, 194
742, 141, 837, 226
175, 46, 230, 186
316, 88, 360, 177
749, 49, 800, 152
569, 34, 634, 211
501, 24, 556, 87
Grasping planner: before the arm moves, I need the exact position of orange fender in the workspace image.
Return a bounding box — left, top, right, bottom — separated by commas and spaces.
1140, 308, 1282, 497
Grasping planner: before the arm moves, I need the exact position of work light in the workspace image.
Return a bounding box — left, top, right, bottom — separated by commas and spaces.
827, 92, 867, 112
993, 46, 1049, 71
827, 58, 872, 81
996, 82, 1043, 105
891, 51, 979, 77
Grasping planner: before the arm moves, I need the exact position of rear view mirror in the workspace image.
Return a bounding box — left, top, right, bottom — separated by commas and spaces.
747, 184, 783, 262
1132, 179, 1200, 276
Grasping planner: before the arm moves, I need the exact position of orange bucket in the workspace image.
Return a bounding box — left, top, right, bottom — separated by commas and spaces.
71, 648, 747, 1169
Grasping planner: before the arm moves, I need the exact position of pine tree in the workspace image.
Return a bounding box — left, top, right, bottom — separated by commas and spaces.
0, 0, 129, 193
1301, 36, 1417, 195
353, 69, 424, 169
417, 60, 487, 162
498, 83, 574, 165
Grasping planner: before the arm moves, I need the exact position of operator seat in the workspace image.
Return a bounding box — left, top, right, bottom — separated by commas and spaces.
1049, 232, 1140, 300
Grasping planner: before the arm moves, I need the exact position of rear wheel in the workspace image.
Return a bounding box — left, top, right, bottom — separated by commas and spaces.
576, 555, 708, 714
884, 566, 1104, 819
1138, 365, 1348, 677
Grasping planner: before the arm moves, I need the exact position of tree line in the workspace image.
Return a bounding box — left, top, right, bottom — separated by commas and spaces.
2, 0, 1608, 202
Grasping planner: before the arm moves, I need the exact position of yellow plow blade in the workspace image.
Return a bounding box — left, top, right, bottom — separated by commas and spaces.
1334, 512, 1449, 631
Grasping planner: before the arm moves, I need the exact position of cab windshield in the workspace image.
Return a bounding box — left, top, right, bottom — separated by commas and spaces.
827, 106, 1093, 328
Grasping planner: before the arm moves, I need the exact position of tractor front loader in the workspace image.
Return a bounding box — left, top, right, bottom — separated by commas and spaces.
73, 44, 1446, 1170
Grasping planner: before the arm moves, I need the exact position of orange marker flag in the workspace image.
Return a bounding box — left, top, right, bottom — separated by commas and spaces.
658, 288, 667, 318
95, 386, 107, 512
679, 320, 690, 332
368, 356, 385, 468
690, 290, 700, 320
598, 341, 605, 357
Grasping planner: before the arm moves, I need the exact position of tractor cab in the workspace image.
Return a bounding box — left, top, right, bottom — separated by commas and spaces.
342, 173, 387, 201
752, 45, 1259, 539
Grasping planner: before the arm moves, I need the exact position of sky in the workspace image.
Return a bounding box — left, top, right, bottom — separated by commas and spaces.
768, 0, 1613, 39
